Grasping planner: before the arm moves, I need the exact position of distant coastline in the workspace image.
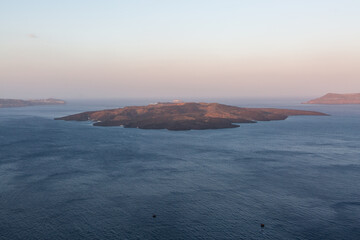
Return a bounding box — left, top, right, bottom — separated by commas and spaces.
303, 93, 360, 104
0, 98, 66, 108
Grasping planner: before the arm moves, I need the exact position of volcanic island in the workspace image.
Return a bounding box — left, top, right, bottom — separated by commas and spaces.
303, 93, 360, 104
0, 98, 65, 108
55, 102, 327, 131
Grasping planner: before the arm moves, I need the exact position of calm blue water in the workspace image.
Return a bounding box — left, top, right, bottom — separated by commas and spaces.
0, 99, 359, 240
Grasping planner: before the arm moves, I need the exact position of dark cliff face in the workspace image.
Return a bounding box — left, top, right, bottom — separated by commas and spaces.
303, 93, 360, 104
55, 102, 328, 131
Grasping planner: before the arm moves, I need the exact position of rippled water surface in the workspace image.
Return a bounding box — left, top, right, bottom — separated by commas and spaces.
1, 99, 359, 240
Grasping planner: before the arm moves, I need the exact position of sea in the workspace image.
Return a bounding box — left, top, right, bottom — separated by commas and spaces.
0, 98, 359, 240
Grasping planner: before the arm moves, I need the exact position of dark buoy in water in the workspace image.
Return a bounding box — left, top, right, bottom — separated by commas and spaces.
152, 214, 156, 218
261, 224, 265, 228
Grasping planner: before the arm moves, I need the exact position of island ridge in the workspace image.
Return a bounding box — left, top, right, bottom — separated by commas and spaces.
55, 102, 327, 130
0, 98, 65, 108
303, 93, 360, 104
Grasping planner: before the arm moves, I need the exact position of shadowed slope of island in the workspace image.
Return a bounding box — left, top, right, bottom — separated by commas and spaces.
303, 93, 360, 104
0, 98, 65, 108
55, 102, 327, 130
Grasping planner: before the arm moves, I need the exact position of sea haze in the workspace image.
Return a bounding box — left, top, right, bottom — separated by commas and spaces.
0, 99, 359, 240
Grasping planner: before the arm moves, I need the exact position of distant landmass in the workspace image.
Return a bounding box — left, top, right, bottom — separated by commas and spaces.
0, 98, 65, 108
56, 102, 327, 130
303, 93, 360, 104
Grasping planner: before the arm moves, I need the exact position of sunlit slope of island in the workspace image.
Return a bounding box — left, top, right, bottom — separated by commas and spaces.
0, 98, 65, 108
304, 93, 360, 104
55, 102, 327, 130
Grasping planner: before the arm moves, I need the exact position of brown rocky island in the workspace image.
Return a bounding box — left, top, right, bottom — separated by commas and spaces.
303, 93, 360, 104
0, 98, 65, 108
55, 102, 327, 130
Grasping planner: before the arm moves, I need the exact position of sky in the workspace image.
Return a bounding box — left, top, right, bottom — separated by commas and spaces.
1, 0, 360, 99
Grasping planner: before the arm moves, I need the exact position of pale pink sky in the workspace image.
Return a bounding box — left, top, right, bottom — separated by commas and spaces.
1, 1, 359, 99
